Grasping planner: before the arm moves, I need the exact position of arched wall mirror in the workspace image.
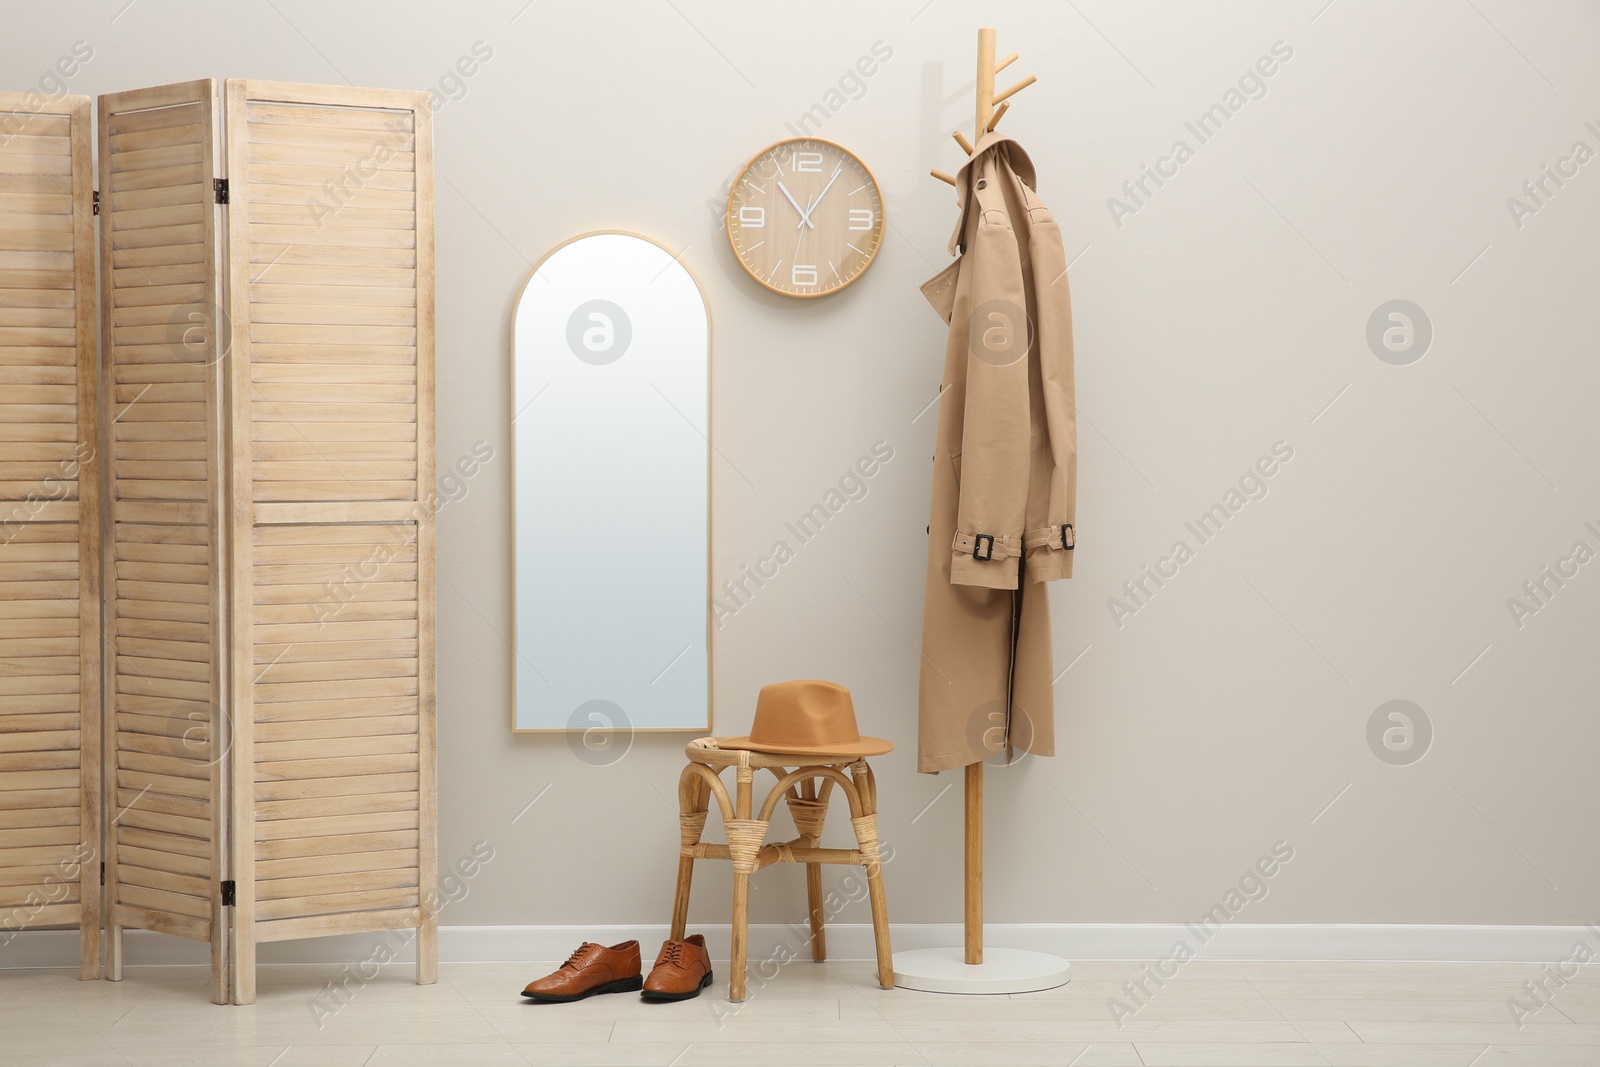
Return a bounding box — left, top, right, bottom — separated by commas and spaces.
511, 232, 711, 733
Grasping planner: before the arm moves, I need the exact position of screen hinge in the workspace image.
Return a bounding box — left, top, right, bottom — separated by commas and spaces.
220, 880, 236, 906
213, 178, 230, 205
92, 190, 100, 216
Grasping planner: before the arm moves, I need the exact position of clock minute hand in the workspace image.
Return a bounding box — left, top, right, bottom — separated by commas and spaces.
796, 163, 844, 230
777, 181, 815, 230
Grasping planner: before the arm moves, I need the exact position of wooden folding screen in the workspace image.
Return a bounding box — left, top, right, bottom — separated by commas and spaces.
97, 79, 434, 1004
0, 93, 101, 980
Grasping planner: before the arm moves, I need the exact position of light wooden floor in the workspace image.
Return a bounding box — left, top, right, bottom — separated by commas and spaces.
1, 960, 1597, 1065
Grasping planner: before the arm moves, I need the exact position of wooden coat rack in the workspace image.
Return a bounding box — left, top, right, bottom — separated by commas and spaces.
892, 29, 1071, 996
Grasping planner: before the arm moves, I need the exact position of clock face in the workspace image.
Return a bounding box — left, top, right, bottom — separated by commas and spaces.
726, 138, 884, 298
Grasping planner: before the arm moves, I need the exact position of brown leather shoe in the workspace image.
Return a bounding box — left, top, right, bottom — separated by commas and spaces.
521, 941, 642, 1002
642, 934, 714, 1001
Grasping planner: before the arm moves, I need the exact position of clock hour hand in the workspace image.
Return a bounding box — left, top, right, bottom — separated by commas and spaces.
777, 181, 815, 230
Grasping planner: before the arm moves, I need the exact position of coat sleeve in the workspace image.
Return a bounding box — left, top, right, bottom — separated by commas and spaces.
948, 155, 1032, 591
1023, 191, 1077, 583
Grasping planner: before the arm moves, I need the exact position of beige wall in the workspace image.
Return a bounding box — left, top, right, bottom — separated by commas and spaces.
9, 0, 1599, 933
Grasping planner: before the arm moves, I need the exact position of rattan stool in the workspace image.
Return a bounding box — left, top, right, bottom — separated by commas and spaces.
669, 738, 893, 1000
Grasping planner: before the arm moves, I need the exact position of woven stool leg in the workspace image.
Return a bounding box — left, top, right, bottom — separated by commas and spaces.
806, 862, 826, 961
851, 808, 894, 989
671, 774, 709, 942
730, 868, 750, 1002
787, 779, 830, 962
670, 855, 695, 943
725, 761, 764, 1001
723, 816, 767, 1002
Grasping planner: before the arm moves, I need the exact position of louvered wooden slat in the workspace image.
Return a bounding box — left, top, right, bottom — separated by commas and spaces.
255, 831, 419, 864
255, 847, 418, 882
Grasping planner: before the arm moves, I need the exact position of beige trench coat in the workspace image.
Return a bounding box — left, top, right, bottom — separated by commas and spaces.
917, 132, 1077, 774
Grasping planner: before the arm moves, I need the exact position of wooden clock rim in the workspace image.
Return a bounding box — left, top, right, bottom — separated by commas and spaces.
724, 135, 886, 300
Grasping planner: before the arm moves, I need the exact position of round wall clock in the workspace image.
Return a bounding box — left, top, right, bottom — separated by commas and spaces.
725, 137, 884, 298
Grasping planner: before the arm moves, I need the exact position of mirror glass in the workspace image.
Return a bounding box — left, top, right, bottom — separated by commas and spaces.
512, 233, 710, 733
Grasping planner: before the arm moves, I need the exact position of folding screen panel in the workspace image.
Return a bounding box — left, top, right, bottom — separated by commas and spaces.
97, 78, 229, 1002
0, 92, 101, 980
222, 80, 435, 1005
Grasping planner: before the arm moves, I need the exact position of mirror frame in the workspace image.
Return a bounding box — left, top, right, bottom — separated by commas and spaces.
507, 230, 712, 736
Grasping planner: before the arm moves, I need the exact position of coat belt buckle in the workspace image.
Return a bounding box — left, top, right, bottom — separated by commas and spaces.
1061, 524, 1074, 550
973, 534, 995, 561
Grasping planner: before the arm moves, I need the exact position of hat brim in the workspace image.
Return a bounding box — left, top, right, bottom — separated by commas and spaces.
714, 734, 894, 758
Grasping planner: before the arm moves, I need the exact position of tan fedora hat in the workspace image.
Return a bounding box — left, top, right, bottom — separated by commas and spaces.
716, 680, 893, 758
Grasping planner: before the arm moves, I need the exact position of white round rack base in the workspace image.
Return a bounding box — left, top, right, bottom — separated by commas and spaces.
892, 946, 1072, 994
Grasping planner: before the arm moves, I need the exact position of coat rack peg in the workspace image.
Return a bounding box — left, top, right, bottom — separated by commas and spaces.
996, 52, 1018, 73
986, 101, 1009, 132
952, 130, 974, 155
930, 168, 957, 186
993, 74, 1036, 106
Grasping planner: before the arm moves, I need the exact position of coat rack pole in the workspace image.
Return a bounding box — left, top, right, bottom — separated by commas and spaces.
960, 24, 998, 972
964, 762, 984, 964
963, 24, 997, 972
960, 22, 998, 979
974, 27, 996, 144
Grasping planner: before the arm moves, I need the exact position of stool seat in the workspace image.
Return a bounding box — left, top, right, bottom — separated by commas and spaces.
669, 738, 894, 1000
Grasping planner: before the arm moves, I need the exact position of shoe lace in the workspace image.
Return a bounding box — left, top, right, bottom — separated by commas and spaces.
659, 942, 684, 967
561, 943, 594, 970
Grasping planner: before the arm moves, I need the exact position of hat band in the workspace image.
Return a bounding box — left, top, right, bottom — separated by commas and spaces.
750, 733, 863, 748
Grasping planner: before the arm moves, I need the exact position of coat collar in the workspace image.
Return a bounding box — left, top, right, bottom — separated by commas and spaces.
947, 131, 1038, 255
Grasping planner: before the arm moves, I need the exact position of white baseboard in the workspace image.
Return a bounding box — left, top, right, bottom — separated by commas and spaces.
6, 923, 1599, 970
